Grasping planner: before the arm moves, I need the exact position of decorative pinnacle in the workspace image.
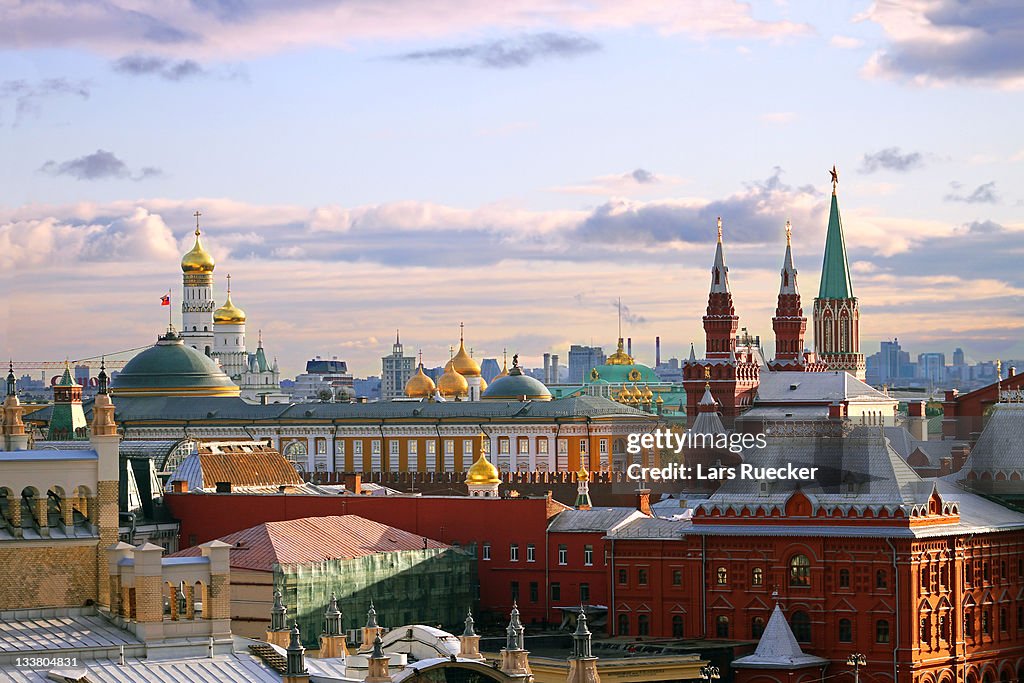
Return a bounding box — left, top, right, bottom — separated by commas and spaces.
785, 220, 792, 246
459, 321, 464, 343
717, 216, 723, 242
226, 273, 231, 295
194, 210, 202, 236
830, 165, 839, 194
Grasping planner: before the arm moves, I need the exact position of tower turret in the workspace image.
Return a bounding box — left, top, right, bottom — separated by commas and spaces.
2, 362, 28, 451
319, 592, 348, 658
180, 211, 216, 356
703, 218, 739, 358
499, 602, 533, 680
813, 167, 865, 379
284, 623, 310, 683
770, 221, 808, 369
566, 608, 600, 683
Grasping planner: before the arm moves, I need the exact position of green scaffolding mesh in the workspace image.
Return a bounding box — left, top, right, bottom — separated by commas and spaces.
277, 546, 478, 648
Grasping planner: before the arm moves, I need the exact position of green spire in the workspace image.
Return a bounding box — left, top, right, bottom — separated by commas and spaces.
817, 191, 854, 299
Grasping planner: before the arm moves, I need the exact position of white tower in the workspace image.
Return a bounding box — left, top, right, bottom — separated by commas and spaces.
213, 273, 248, 378
180, 211, 216, 356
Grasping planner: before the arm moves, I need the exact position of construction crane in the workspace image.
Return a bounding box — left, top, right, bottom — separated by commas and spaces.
10, 345, 150, 386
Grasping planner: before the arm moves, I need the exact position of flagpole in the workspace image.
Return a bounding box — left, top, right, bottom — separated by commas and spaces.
168, 289, 172, 331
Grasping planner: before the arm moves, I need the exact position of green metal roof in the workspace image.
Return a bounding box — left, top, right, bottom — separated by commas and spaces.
817, 192, 854, 299
111, 333, 239, 396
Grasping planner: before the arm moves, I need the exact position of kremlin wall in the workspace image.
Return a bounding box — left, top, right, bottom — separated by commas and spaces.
4, 174, 1024, 683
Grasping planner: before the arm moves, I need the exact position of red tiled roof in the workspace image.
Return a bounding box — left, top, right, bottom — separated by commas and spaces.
198, 451, 302, 488
170, 515, 448, 571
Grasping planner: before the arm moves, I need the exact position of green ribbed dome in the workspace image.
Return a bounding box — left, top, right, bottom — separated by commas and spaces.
585, 362, 659, 384
481, 366, 551, 401
112, 331, 240, 397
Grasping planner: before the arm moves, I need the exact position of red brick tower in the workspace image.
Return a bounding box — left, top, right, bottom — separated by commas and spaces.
683, 218, 759, 426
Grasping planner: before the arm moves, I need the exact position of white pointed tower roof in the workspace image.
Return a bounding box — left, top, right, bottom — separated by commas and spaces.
732, 604, 828, 670
710, 217, 730, 294
779, 221, 799, 295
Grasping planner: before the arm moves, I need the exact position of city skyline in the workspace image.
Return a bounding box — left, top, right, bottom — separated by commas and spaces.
3, 1, 1024, 376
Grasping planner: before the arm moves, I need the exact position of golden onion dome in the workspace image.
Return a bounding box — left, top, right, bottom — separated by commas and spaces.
213, 277, 246, 324
479, 376, 488, 393
181, 227, 215, 274
438, 361, 469, 398
642, 385, 653, 399
451, 340, 481, 377
577, 462, 590, 482
617, 386, 631, 401
656, 393, 665, 404
405, 365, 436, 398
605, 338, 634, 366
632, 384, 643, 398
495, 359, 509, 379
466, 452, 501, 485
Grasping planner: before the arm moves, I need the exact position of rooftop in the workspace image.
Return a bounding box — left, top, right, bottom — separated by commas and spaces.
170, 515, 449, 571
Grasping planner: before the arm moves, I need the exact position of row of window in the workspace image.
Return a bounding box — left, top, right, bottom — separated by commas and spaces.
483, 543, 594, 566
708, 556, 888, 590
963, 558, 1024, 587
509, 581, 589, 604
712, 612, 890, 644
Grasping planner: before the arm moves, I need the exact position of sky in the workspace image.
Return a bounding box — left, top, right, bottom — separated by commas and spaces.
2, 0, 1024, 378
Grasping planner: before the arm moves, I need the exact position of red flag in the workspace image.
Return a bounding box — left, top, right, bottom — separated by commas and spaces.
160, 294, 170, 306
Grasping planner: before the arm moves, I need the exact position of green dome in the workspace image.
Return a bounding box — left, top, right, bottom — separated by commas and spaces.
586, 362, 659, 384
112, 331, 240, 397
482, 366, 551, 401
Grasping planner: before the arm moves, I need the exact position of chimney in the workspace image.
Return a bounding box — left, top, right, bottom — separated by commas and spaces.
344, 473, 362, 495
1011, 367, 1017, 378
907, 400, 928, 441
828, 402, 844, 419
635, 488, 651, 516
655, 336, 661, 366
543, 353, 551, 384
172, 480, 189, 494
551, 355, 559, 384
215, 481, 232, 494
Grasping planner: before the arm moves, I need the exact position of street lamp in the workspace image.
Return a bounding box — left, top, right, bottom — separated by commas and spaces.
846, 653, 867, 683
700, 664, 720, 682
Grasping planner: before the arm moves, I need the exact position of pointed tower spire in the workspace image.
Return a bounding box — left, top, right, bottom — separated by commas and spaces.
6, 361, 15, 397
770, 220, 807, 368
813, 166, 865, 379
572, 607, 593, 659
271, 589, 287, 632
323, 592, 342, 636
710, 217, 729, 294
286, 623, 308, 676
818, 170, 853, 300
505, 601, 525, 651
97, 357, 109, 395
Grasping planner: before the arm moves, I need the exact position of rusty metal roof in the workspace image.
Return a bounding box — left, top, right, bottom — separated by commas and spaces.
171, 515, 448, 571
169, 444, 302, 491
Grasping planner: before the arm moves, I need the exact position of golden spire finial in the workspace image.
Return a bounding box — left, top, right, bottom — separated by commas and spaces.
785, 220, 792, 246
459, 321, 464, 344
226, 273, 231, 295
704, 366, 710, 381
830, 165, 839, 194
194, 210, 202, 236
717, 216, 723, 242
418, 349, 423, 366
449, 345, 454, 360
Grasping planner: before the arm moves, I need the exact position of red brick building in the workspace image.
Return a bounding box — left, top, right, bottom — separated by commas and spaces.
608, 427, 1024, 683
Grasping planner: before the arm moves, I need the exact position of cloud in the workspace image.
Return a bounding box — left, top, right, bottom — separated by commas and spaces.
860, 147, 924, 173
549, 168, 685, 196
0, 78, 90, 124
390, 32, 600, 68
38, 150, 164, 182
830, 35, 864, 49
945, 181, 999, 204
861, 0, 1024, 86
0, 1, 810, 60
112, 55, 206, 80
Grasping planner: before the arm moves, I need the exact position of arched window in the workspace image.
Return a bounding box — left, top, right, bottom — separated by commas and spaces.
789, 555, 810, 587
638, 614, 650, 636
618, 613, 629, 635
790, 611, 811, 642
717, 567, 728, 585
839, 568, 850, 588
672, 615, 684, 638
839, 618, 852, 642
752, 567, 763, 586
716, 615, 729, 638
876, 619, 890, 643
920, 615, 930, 643
752, 616, 765, 638
876, 569, 888, 589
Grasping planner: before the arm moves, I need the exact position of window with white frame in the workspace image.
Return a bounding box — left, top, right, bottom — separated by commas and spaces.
444, 439, 455, 472
537, 438, 549, 454
334, 440, 345, 470
482, 542, 491, 561
527, 544, 536, 562
371, 440, 382, 471
518, 437, 529, 455
510, 544, 519, 562
389, 440, 400, 471
425, 440, 436, 471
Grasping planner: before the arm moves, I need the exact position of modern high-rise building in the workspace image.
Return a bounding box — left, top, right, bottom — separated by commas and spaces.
917, 352, 946, 384
381, 331, 415, 400
567, 345, 605, 384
